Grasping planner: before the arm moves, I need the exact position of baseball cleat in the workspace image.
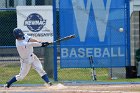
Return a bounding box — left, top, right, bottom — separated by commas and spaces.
4, 84, 8, 89
48, 82, 52, 86
4, 83, 10, 88
44, 82, 52, 87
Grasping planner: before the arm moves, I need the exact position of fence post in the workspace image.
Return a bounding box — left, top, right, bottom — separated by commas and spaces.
53, 0, 58, 81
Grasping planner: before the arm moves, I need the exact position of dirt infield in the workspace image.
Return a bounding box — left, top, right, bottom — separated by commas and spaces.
0, 83, 140, 93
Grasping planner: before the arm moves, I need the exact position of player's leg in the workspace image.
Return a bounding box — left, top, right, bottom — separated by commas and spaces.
4, 77, 17, 88
16, 62, 31, 81
5, 60, 31, 88
32, 54, 52, 85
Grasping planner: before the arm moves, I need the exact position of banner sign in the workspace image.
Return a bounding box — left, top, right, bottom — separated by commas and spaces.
59, 0, 130, 68
16, 6, 53, 42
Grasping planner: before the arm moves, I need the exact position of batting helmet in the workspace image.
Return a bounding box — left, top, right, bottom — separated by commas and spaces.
13, 28, 25, 39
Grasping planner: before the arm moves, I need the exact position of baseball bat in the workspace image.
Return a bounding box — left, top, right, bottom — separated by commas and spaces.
50, 34, 76, 44
89, 56, 97, 81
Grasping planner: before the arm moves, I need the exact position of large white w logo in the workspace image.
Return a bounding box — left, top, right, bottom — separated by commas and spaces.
72, 0, 111, 42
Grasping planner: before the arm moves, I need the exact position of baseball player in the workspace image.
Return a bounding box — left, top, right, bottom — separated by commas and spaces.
4, 28, 52, 88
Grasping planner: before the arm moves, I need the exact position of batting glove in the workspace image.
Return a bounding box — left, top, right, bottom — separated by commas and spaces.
41, 42, 50, 47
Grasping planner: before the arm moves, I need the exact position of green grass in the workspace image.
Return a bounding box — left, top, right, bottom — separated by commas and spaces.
58, 68, 91, 80
58, 67, 140, 82
58, 68, 110, 81
0, 63, 44, 84
0, 63, 140, 84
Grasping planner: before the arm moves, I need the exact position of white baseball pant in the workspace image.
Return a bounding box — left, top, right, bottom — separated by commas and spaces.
15, 54, 46, 81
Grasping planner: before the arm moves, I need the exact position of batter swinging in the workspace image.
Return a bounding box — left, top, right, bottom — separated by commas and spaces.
4, 28, 52, 88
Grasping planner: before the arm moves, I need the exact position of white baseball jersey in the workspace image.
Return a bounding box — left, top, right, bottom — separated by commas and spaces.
16, 34, 42, 59
15, 34, 46, 81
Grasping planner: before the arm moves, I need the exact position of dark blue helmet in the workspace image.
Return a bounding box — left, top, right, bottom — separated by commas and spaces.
13, 28, 24, 39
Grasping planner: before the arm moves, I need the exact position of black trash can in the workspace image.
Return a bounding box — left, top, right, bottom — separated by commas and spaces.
126, 66, 137, 78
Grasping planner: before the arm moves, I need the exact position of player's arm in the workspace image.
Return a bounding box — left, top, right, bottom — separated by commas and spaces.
27, 38, 50, 47
28, 38, 39, 42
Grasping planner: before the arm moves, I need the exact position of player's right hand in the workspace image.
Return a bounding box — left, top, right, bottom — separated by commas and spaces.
41, 42, 50, 47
